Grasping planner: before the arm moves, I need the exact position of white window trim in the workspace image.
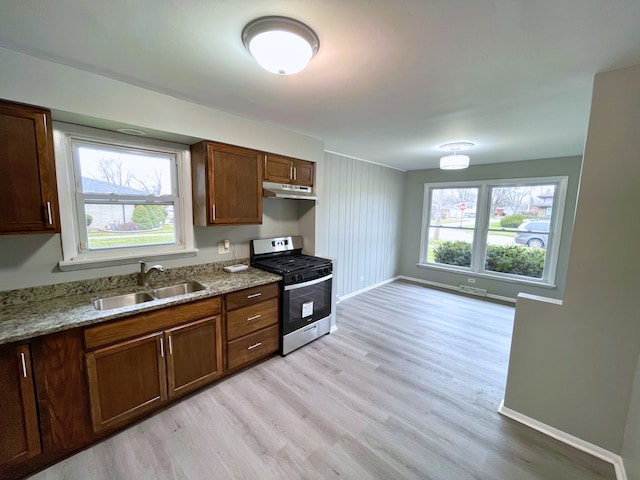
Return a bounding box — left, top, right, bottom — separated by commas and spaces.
418, 176, 568, 287
53, 122, 197, 271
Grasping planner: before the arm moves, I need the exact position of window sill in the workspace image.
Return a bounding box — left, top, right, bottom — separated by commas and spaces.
59, 248, 199, 271
415, 262, 556, 289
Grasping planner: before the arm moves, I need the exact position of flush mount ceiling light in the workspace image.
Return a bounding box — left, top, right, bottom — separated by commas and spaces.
242, 16, 320, 76
439, 142, 475, 170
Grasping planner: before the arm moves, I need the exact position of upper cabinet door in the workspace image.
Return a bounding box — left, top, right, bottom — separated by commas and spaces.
191, 141, 263, 225
264, 154, 315, 187
264, 154, 294, 184
0, 101, 60, 234
291, 159, 315, 187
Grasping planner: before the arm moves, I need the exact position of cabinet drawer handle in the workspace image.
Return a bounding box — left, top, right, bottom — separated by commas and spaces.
247, 293, 262, 299
248, 342, 262, 350
20, 352, 27, 378
160, 338, 165, 357
247, 314, 262, 321
46, 202, 53, 225
168, 336, 173, 355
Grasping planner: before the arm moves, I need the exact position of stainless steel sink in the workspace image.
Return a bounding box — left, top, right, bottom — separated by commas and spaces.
150, 281, 206, 299
93, 281, 207, 310
93, 292, 155, 311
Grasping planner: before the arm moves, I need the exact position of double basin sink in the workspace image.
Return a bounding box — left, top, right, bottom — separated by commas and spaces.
93, 281, 206, 311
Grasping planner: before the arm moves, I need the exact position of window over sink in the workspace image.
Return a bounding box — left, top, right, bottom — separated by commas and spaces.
54, 123, 197, 270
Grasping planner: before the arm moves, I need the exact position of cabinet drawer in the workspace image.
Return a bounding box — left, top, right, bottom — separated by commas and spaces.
85, 296, 221, 350
227, 298, 278, 341
226, 283, 279, 311
227, 325, 279, 370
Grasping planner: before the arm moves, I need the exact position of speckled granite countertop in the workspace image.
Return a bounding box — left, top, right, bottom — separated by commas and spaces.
0, 262, 281, 346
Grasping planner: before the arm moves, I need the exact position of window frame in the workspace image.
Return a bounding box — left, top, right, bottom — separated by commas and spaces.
54, 122, 197, 270
418, 176, 568, 287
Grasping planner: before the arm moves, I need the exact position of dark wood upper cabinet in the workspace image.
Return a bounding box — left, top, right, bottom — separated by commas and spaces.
0, 344, 41, 467
0, 100, 60, 234
264, 154, 315, 187
191, 141, 263, 225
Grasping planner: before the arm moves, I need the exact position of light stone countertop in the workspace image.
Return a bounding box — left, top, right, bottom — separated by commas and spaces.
0, 264, 281, 346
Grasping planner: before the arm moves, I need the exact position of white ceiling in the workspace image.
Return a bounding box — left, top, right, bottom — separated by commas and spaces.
1, 0, 640, 171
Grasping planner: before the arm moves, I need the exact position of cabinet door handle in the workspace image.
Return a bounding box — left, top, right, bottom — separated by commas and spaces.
293, 167, 297, 181
247, 293, 262, 299
290, 165, 293, 179
248, 342, 262, 350
20, 352, 27, 378
46, 202, 53, 225
160, 338, 165, 357
168, 336, 173, 355
211, 205, 216, 220
247, 314, 262, 321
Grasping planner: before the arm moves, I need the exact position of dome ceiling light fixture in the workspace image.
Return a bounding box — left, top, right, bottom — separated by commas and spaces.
439, 142, 475, 170
242, 16, 320, 76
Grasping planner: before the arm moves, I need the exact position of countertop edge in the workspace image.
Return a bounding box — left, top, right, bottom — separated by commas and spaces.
0, 269, 282, 346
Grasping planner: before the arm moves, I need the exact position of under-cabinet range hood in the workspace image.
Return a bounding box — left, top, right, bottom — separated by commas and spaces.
263, 182, 317, 200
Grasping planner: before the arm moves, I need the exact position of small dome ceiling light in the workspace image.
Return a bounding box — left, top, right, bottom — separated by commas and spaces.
439, 142, 475, 170
242, 16, 320, 76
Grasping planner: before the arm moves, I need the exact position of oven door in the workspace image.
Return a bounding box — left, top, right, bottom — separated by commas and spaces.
282, 274, 332, 335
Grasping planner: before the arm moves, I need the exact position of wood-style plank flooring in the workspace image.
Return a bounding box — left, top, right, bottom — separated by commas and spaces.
30, 280, 616, 479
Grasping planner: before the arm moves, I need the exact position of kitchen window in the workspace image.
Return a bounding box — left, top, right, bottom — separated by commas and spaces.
419, 176, 568, 286
54, 123, 196, 270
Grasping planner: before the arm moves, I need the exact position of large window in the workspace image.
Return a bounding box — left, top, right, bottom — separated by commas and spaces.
420, 177, 568, 285
54, 123, 196, 269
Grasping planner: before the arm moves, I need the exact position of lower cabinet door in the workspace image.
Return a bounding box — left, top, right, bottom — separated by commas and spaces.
0, 344, 41, 467
165, 316, 223, 398
85, 332, 167, 432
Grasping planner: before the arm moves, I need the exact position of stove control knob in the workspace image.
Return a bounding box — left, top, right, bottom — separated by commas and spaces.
296, 274, 304, 282
290, 275, 297, 283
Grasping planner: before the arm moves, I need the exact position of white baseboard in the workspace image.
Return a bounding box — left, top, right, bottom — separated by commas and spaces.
498, 400, 627, 480
397, 275, 516, 304
336, 276, 400, 303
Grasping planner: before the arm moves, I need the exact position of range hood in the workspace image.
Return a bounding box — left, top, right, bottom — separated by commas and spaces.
263, 182, 317, 200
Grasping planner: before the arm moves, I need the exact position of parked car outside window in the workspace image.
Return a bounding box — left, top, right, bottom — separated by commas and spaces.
514, 219, 550, 248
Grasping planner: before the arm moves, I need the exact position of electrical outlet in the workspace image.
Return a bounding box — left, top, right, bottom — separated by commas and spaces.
218, 240, 230, 254
468, 278, 476, 284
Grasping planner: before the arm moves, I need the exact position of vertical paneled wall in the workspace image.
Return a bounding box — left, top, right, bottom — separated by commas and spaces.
319, 152, 404, 299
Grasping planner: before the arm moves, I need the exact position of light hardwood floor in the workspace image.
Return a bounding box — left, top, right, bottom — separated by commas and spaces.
30, 280, 616, 479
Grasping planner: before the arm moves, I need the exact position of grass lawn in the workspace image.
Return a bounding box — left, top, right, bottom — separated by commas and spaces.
88, 224, 175, 248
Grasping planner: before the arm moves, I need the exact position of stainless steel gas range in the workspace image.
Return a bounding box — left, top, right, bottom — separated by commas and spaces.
250, 236, 332, 355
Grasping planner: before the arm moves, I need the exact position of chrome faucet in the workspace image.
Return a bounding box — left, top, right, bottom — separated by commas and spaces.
138, 261, 165, 287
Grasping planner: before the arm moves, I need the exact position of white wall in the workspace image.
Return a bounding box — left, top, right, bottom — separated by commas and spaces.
0, 47, 325, 290
318, 152, 404, 299
504, 64, 640, 454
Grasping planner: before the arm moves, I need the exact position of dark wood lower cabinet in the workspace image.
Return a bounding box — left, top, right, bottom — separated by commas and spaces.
166, 316, 223, 397
86, 332, 167, 432
0, 344, 41, 466
1, 286, 279, 480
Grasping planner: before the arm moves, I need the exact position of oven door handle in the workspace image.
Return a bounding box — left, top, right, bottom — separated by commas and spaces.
284, 274, 333, 291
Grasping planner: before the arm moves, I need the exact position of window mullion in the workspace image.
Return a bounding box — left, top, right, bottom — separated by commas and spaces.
471, 184, 489, 273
